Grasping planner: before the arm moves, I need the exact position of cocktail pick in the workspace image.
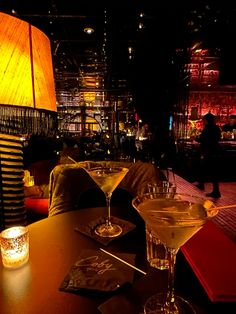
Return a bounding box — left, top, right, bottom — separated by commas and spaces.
67, 156, 77, 163
100, 248, 147, 275
204, 199, 236, 210
206, 203, 236, 211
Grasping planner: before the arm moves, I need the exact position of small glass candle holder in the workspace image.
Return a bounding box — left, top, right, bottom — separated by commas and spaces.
27, 176, 35, 187
24, 175, 35, 187
0, 226, 29, 269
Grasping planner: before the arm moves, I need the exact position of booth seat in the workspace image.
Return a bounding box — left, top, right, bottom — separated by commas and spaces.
25, 198, 49, 223
24, 156, 81, 222
25, 198, 49, 216
24, 159, 58, 223
27, 159, 58, 186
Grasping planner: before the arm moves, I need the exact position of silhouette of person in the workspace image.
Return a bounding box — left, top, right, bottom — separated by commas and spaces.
196, 112, 222, 198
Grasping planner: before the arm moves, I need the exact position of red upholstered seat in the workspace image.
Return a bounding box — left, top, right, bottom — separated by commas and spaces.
25, 198, 49, 216
24, 159, 56, 222
181, 220, 236, 302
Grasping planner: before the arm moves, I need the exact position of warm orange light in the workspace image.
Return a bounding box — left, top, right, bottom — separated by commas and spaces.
0, 13, 56, 111
84, 27, 94, 34
83, 92, 96, 102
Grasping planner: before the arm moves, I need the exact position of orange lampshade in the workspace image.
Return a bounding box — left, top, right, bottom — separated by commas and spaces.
0, 13, 56, 111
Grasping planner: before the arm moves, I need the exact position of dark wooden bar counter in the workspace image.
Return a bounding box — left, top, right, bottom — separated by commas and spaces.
176, 139, 236, 182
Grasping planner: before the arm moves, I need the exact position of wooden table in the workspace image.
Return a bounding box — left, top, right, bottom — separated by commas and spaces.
0, 206, 235, 314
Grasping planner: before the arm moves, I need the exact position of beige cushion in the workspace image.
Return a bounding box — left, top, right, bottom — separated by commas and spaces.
48, 160, 165, 216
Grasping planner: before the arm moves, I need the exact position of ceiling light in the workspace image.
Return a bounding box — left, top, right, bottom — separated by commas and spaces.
84, 27, 94, 34
139, 22, 144, 29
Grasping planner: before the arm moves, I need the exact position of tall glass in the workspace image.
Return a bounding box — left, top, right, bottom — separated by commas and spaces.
144, 182, 177, 270
84, 162, 129, 238
132, 193, 218, 314
146, 167, 176, 195
147, 181, 177, 196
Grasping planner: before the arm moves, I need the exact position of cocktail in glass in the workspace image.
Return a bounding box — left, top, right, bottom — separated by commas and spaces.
132, 192, 217, 314
84, 162, 129, 238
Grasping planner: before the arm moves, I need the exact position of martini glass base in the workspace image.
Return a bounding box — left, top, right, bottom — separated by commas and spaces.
144, 293, 196, 314
94, 223, 123, 238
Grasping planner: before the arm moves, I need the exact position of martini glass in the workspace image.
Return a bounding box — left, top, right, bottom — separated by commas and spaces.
132, 192, 218, 314
84, 162, 129, 238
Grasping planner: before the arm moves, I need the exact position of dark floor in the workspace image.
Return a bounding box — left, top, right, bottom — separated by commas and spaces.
174, 173, 236, 243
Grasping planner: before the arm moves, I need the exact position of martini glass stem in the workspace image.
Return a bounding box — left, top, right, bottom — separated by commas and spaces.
164, 248, 179, 313
105, 192, 112, 227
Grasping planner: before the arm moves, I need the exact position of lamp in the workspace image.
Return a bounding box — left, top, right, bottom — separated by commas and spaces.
0, 133, 27, 229
0, 12, 57, 135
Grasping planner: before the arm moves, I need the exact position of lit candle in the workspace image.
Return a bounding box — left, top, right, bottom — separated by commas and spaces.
26, 176, 35, 187
0, 226, 29, 269
23, 171, 35, 187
